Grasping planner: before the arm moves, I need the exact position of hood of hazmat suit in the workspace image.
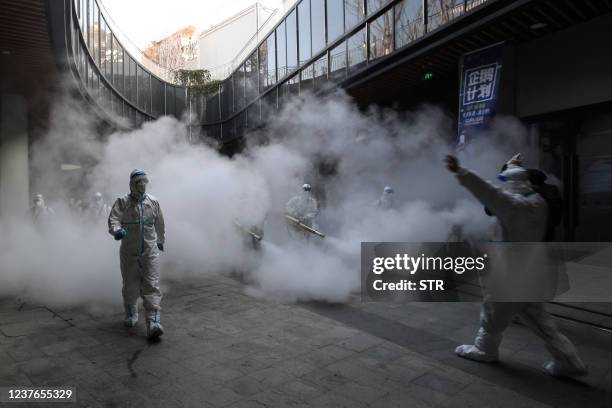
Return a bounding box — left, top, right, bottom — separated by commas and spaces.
377, 186, 396, 210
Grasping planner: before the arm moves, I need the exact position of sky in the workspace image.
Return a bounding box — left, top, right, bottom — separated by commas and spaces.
101, 0, 286, 52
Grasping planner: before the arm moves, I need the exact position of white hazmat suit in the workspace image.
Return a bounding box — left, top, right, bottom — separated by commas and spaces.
86, 192, 111, 218
108, 170, 166, 339
376, 186, 396, 210
285, 184, 319, 239
449, 154, 586, 377
28, 194, 54, 225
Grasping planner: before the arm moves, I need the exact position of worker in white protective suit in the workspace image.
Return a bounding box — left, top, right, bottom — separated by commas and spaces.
376, 186, 396, 210
108, 170, 166, 339
285, 184, 319, 240
28, 194, 54, 225
445, 153, 587, 378
85, 192, 111, 218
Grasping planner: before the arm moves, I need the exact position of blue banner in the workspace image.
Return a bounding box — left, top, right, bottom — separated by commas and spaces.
457, 42, 504, 150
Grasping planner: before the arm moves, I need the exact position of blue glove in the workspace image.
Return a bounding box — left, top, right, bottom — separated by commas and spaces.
157, 243, 164, 252
114, 228, 127, 241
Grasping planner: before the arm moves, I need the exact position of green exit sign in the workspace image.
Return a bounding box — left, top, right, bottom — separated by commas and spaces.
423, 72, 434, 80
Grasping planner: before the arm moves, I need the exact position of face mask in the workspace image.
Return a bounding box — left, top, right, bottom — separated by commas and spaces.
135, 180, 147, 194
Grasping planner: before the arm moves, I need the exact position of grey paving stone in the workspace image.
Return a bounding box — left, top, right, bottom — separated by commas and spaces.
309, 391, 368, 408
299, 367, 352, 390
225, 375, 268, 397
332, 379, 390, 404
438, 382, 552, 408
411, 372, 468, 396
337, 331, 385, 352
298, 344, 356, 367
247, 366, 295, 388
199, 385, 244, 407
368, 388, 433, 408
273, 378, 326, 402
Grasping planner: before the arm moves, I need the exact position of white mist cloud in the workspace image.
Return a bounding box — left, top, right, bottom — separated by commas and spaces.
0, 90, 538, 309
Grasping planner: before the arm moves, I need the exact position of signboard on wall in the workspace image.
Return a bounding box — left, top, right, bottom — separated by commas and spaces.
457, 42, 505, 149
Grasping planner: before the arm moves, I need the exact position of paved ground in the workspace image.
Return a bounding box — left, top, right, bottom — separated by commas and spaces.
1, 273, 611, 408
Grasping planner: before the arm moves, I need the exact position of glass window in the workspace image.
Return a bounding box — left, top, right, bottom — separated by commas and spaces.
300, 63, 314, 93
347, 28, 366, 71
262, 88, 278, 121
175, 87, 186, 118
395, 0, 424, 49
345, 0, 364, 30
166, 85, 176, 117
125, 56, 137, 105
106, 23, 113, 82
286, 10, 298, 74
206, 96, 215, 125
222, 118, 236, 141
138, 65, 151, 113
279, 80, 288, 106
247, 100, 261, 130
245, 51, 259, 103
366, 0, 389, 15
369, 8, 393, 60
235, 64, 245, 111
327, 0, 344, 43
220, 78, 231, 120
298, 0, 311, 65
428, 0, 463, 31
87, 0, 93, 50
276, 21, 287, 80
236, 111, 247, 139
313, 54, 328, 91
260, 33, 276, 91
288, 74, 300, 96
329, 41, 347, 82
112, 35, 123, 93
311, 0, 325, 55
113, 95, 123, 118
91, 1, 99, 65
100, 20, 112, 82
151, 76, 164, 117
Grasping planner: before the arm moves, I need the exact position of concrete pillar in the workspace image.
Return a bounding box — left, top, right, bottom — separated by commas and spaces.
0, 94, 29, 218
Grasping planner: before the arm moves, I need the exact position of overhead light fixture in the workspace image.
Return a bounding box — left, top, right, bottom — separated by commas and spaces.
530, 22, 547, 30
61, 164, 82, 171
1, 50, 10, 55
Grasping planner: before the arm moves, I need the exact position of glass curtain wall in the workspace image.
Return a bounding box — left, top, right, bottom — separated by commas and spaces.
245, 51, 259, 103
311, 0, 326, 55
298, 0, 312, 65
327, 0, 344, 43
345, 0, 365, 30
395, 0, 425, 48
276, 21, 287, 80
428, 0, 464, 31
347, 27, 367, 72
366, 0, 390, 15
313, 54, 328, 91
329, 41, 347, 82
286, 10, 298, 74
369, 7, 393, 60
112, 35, 123, 93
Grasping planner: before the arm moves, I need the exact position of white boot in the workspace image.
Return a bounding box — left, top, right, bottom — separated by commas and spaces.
146, 310, 164, 339
455, 344, 499, 363
123, 304, 138, 328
